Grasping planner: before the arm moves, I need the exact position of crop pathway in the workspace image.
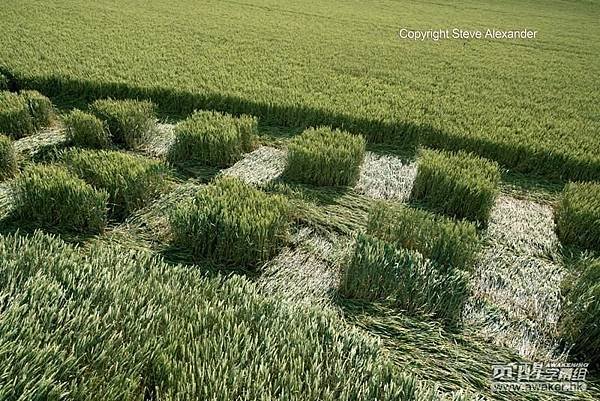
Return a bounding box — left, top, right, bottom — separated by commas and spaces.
464, 195, 566, 361
13, 126, 66, 159
224, 144, 568, 364
256, 228, 350, 307
140, 122, 175, 157
224, 146, 417, 202
354, 152, 417, 202
222, 146, 286, 185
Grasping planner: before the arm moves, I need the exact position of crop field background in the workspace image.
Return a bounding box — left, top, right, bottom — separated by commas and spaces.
1, 0, 600, 400
1, 0, 600, 179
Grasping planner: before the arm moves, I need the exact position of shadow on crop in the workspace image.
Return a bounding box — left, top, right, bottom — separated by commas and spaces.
4, 68, 600, 182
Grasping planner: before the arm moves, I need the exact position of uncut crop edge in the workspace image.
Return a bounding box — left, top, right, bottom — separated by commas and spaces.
4, 68, 599, 182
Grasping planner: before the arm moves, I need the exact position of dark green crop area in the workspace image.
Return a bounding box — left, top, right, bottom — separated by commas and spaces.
0, 231, 440, 401
1, 0, 599, 179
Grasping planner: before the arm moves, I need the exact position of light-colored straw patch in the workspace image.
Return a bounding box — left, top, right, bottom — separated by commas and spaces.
354, 152, 417, 202
221, 146, 286, 185
13, 127, 66, 158
465, 195, 566, 361
485, 195, 561, 260
0, 181, 13, 219
257, 228, 351, 307
139, 122, 175, 157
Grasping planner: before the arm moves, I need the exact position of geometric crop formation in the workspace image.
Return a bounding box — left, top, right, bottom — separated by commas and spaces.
90, 98, 156, 149
284, 126, 366, 187
0, 0, 598, 399
411, 149, 501, 224
555, 182, 600, 252
63, 109, 111, 149
168, 110, 257, 167
170, 176, 290, 268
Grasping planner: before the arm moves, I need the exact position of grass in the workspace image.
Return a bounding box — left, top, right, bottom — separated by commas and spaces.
10, 164, 108, 233
90, 98, 156, 148
411, 149, 501, 223
19, 89, 53, 129
62, 149, 168, 218
0, 0, 599, 397
0, 230, 456, 401
284, 127, 366, 186
0, 90, 34, 138
170, 176, 290, 267
0, 73, 8, 90
341, 300, 594, 400
367, 202, 480, 271
555, 182, 600, 252
0, 134, 17, 180
167, 110, 256, 167
0, 90, 53, 139
560, 256, 600, 370
1, 0, 599, 180
340, 234, 469, 327
63, 109, 111, 149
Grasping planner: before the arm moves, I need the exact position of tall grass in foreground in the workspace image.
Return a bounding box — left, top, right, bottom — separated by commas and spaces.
340, 234, 469, 327
0, 134, 17, 180
90, 98, 156, 148
170, 176, 289, 267
63, 109, 111, 149
560, 257, 600, 370
411, 149, 500, 223
62, 149, 167, 218
555, 182, 600, 252
167, 110, 256, 167
0, 231, 459, 401
367, 202, 480, 271
11, 164, 108, 233
284, 127, 366, 186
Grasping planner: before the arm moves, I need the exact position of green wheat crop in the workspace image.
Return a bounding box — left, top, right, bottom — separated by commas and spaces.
0, 73, 8, 90
340, 234, 469, 327
11, 164, 108, 233
90, 98, 156, 148
0, 133, 18, 180
170, 176, 290, 267
63, 109, 111, 149
62, 149, 167, 218
19, 89, 53, 129
368, 202, 480, 271
560, 257, 600, 370
1, 0, 598, 179
0, 90, 34, 138
0, 231, 453, 400
284, 127, 366, 187
411, 149, 501, 223
167, 110, 256, 167
555, 181, 600, 252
